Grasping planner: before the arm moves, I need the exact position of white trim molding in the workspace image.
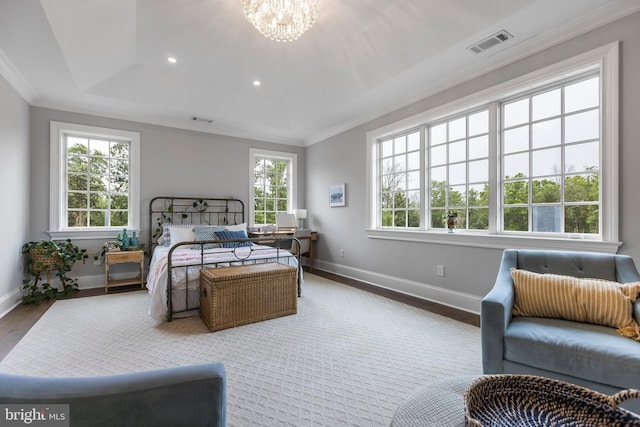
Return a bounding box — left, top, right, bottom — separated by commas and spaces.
0, 287, 21, 321
366, 229, 621, 254
315, 259, 482, 315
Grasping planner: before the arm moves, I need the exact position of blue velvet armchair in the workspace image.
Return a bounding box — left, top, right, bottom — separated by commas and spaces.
0, 363, 226, 427
481, 249, 640, 413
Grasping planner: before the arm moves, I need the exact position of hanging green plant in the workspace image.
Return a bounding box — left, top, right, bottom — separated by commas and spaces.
21, 239, 88, 304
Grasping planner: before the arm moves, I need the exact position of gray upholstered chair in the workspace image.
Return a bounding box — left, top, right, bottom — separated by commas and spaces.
482, 249, 640, 413
0, 362, 226, 427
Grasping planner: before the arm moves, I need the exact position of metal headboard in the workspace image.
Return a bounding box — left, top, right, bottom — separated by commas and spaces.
148, 196, 245, 250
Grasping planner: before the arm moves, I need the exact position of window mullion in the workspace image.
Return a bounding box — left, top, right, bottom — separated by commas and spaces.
378, 139, 384, 228
488, 102, 499, 234
420, 125, 426, 230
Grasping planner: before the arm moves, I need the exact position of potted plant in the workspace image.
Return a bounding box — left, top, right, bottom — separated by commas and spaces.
445, 211, 458, 232
21, 239, 88, 304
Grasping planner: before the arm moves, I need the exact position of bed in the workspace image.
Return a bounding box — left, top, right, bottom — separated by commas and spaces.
146, 196, 301, 322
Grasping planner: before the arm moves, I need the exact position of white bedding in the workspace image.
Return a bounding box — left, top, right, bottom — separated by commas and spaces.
146, 244, 299, 321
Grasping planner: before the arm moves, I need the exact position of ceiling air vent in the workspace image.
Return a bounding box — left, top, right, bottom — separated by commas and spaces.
467, 30, 513, 54
191, 116, 214, 124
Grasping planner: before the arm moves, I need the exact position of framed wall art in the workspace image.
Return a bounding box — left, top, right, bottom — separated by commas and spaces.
329, 183, 346, 207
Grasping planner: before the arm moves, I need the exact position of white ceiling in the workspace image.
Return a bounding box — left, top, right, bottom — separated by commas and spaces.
0, 0, 638, 146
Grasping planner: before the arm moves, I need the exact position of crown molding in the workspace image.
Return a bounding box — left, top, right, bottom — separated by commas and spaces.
0, 47, 37, 103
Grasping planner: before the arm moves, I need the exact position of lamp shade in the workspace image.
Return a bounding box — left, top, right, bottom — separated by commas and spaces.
293, 209, 307, 219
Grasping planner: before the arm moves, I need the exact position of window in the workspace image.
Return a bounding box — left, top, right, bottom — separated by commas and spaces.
501, 75, 600, 235
50, 122, 140, 239
380, 130, 421, 228
429, 110, 490, 230
249, 149, 297, 226
366, 42, 619, 252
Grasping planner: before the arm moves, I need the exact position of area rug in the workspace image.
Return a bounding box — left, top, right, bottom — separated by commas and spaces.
0, 273, 481, 426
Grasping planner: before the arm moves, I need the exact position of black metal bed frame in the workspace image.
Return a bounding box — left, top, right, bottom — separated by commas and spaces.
148, 196, 301, 322
148, 196, 246, 250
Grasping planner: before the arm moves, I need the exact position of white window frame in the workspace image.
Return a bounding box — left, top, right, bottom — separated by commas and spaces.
249, 148, 298, 227
49, 121, 141, 240
366, 42, 619, 253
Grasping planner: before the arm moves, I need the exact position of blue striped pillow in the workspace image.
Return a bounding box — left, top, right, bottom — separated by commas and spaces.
214, 229, 252, 248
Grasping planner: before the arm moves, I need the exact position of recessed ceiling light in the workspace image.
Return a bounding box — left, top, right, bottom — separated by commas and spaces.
167, 57, 177, 64
253, 80, 261, 87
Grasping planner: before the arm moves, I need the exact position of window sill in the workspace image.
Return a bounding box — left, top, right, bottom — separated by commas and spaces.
48, 228, 141, 241
366, 229, 622, 254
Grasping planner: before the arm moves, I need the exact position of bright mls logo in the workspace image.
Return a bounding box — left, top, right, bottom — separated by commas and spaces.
1, 405, 69, 426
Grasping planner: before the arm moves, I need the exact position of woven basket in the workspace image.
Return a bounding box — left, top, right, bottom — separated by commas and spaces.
199, 263, 297, 332
465, 375, 640, 427
29, 248, 63, 272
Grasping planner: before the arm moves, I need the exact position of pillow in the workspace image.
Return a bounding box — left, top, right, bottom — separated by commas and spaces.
162, 223, 194, 246
510, 268, 640, 333
167, 226, 195, 246
620, 303, 640, 342
225, 223, 247, 232
214, 229, 252, 248
192, 226, 226, 249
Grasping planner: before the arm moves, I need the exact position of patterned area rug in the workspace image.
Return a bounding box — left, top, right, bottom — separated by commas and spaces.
0, 273, 481, 426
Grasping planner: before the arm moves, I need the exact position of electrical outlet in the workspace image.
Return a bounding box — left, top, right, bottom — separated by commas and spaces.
339, 248, 344, 257
437, 265, 445, 277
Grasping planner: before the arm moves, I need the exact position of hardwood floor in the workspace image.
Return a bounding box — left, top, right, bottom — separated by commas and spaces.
0, 299, 54, 361
0, 272, 479, 362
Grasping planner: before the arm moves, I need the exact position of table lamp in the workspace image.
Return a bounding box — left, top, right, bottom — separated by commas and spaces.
293, 209, 307, 229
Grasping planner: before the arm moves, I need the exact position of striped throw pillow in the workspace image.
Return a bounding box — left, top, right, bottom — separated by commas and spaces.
511, 268, 640, 330
193, 226, 226, 249
214, 229, 252, 248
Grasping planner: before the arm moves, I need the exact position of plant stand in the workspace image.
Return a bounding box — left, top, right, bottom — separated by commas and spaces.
22, 239, 88, 304
29, 248, 63, 286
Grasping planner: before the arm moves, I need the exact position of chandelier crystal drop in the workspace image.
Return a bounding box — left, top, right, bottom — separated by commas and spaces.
241, 0, 318, 42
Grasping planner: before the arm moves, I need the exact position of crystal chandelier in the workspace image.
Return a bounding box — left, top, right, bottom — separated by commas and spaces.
241, 0, 318, 42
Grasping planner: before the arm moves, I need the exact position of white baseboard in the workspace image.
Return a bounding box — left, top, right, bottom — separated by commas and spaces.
0, 288, 21, 320
76, 273, 107, 290
314, 260, 481, 315
76, 273, 140, 290
19, 273, 141, 292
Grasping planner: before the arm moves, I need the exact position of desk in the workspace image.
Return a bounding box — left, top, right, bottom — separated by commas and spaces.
247, 230, 318, 271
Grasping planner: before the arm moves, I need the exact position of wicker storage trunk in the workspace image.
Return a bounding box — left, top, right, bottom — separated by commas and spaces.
199, 263, 297, 332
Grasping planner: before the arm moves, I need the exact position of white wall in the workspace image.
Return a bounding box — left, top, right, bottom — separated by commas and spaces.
0, 72, 30, 317
27, 107, 306, 288
306, 12, 640, 314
